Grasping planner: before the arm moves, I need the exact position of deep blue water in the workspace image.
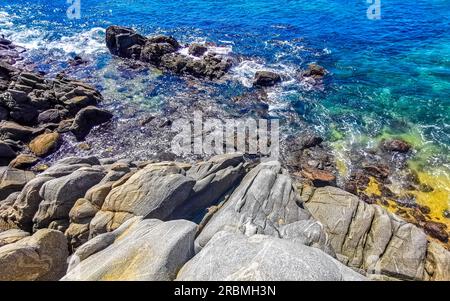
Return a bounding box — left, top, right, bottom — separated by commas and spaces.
1, 0, 449, 175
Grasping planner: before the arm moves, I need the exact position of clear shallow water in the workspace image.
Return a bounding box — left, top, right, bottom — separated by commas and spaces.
1, 0, 449, 215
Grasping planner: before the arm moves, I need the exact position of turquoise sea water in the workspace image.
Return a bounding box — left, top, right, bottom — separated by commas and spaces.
1, 1, 450, 210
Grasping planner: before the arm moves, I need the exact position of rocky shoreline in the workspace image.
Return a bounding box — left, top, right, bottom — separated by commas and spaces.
0, 37, 112, 170
0, 28, 449, 281
0, 153, 448, 281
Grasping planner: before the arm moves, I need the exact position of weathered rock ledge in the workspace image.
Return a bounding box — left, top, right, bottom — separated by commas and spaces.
0, 153, 448, 281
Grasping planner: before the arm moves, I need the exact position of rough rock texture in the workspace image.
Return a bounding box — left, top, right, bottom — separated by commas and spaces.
89, 162, 195, 236
177, 231, 366, 281
0, 167, 35, 200
253, 71, 281, 87
424, 241, 450, 281
62, 217, 197, 281
305, 186, 449, 281
381, 139, 411, 153
0, 229, 68, 281
0, 228, 29, 247
0, 57, 110, 165
105, 26, 232, 79
195, 161, 324, 252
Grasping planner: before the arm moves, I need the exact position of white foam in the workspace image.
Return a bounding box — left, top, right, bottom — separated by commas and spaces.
4, 26, 107, 57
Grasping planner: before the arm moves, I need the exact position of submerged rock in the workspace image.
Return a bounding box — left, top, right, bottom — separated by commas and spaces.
381, 138, 411, 153
302, 63, 327, 79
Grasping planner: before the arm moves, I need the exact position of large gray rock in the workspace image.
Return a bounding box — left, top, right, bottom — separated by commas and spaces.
89, 162, 195, 236
195, 161, 314, 250
171, 153, 245, 220
374, 222, 427, 280
305, 186, 440, 281
32, 167, 106, 230
177, 231, 366, 281
62, 217, 197, 281
0, 229, 68, 280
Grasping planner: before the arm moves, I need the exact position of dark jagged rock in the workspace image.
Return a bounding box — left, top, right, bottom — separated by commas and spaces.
423, 221, 449, 243
105, 26, 232, 79
0, 141, 17, 165
301, 166, 336, 187
0, 55, 109, 164
105, 25, 147, 59
253, 70, 282, 87
188, 43, 208, 57
70, 106, 113, 141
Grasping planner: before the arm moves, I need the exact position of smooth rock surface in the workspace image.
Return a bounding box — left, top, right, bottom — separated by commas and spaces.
63, 217, 197, 281
177, 231, 366, 281
90, 162, 195, 236
33, 167, 105, 230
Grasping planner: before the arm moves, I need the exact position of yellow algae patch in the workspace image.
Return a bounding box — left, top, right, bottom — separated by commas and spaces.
411, 169, 450, 228
364, 176, 382, 197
